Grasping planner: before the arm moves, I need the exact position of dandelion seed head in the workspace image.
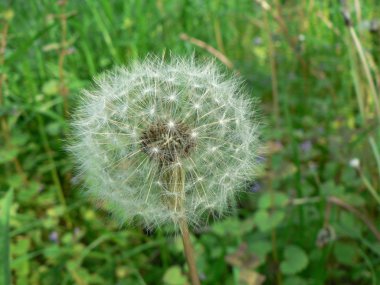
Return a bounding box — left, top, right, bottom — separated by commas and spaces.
69, 55, 261, 230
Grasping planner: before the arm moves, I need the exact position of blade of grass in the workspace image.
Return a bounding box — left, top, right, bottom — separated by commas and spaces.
359, 171, 380, 206
257, 0, 280, 125
349, 27, 380, 121
84, 0, 118, 61
0, 188, 13, 285
369, 136, 380, 180
346, 30, 366, 123
36, 115, 72, 228
341, 3, 380, 122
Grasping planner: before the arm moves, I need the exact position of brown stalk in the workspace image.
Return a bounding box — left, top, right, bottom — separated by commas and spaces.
58, 0, 69, 117
0, 13, 28, 184
180, 33, 234, 70
327, 196, 380, 242
257, 0, 280, 125
180, 218, 201, 285
340, 0, 380, 121
290, 196, 380, 242
0, 19, 10, 138
57, 0, 75, 201
166, 163, 201, 285
271, 0, 308, 73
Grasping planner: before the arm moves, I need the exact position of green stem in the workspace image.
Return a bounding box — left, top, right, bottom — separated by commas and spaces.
166, 163, 201, 285
359, 169, 380, 206
180, 218, 201, 285
349, 26, 380, 122
37, 115, 72, 227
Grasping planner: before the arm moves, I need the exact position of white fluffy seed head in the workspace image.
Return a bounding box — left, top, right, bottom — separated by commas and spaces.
69, 55, 261, 230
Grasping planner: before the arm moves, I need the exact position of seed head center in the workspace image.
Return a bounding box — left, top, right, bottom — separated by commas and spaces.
141, 120, 196, 163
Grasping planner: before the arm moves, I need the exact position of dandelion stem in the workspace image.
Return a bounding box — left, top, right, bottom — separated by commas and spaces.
166, 163, 201, 285
180, 218, 201, 285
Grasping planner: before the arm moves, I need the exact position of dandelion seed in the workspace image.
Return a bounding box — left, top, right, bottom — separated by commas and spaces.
167, 120, 175, 129
168, 94, 177, 101
193, 103, 201, 110
151, 147, 159, 154
191, 131, 198, 138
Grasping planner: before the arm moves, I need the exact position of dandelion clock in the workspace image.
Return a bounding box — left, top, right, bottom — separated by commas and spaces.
69, 56, 261, 285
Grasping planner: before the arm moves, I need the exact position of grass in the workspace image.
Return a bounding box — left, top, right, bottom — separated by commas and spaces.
0, 189, 13, 285
1, 0, 380, 284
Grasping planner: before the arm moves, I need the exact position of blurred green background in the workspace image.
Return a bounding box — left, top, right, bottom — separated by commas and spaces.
1, 0, 380, 284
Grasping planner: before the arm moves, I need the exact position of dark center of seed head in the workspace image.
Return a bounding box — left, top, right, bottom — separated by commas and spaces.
140, 120, 196, 163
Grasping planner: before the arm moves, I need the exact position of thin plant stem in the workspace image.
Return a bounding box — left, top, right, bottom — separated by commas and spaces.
369, 136, 380, 180
272, 0, 307, 74
58, 0, 69, 117
359, 169, 380, 206
341, 2, 380, 122
288, 194, 380, 242
327, 196, 380, 241
57, 0, 75, 198
179, 33, 234, 70
0, 17, 9, 107
349, 27, 380, 121
213, 18, 225, 55
346, 30, 366, 123
37, 115, 72, 228
353, 0, 361, 26
167, 163, 200, 285
269, 183, 282, 285
179, 218, 201, 285
0, 12, 28, 184
258, 0, 280, 125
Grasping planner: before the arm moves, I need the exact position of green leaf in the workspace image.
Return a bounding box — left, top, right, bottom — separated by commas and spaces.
42, 80, 59, 95
322, 162, 339, 180
162, 266, 188, 285
280, 245, 309, 275
10, 132, 30, 147
248, 240, 272, 264
5, 175, 23, 189
342, 193, 365, 207
211, 217, 242, 236
12, 239, 31, 285
66, 260, 105, 283
341, 167, 360, 186
320, 180, 345, 197
339, 212, 362, 236
258, 193, 289, 209
1, 189, 13, 285
0, 149, 18, 164
254, 210, 285, 232
18, 181, 41, 203
284, 276, 308, 285
334, 242, 358, 266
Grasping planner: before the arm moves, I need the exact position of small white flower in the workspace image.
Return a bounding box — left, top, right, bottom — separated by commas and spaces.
69, 56, 261, 229
349, 158, 360, 169
298, 34, 306, 42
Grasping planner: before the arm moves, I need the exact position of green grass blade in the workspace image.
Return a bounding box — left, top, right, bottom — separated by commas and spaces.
0, 189, 13, 285
369, 136, 380, 180
84, 0, 119, 61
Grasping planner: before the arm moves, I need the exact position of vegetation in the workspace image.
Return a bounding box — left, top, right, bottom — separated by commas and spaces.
1, 0, 380, 284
